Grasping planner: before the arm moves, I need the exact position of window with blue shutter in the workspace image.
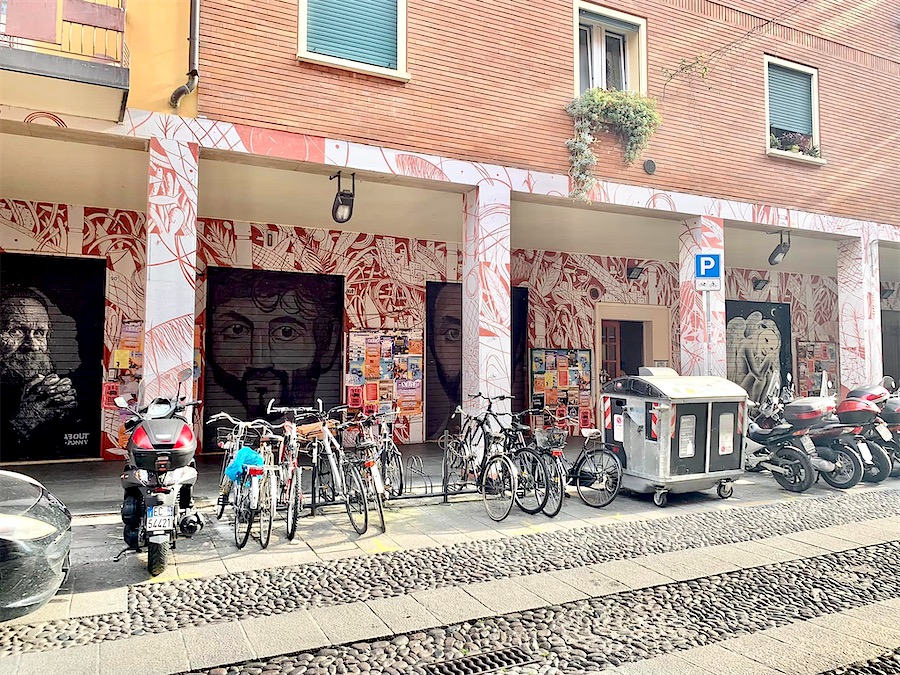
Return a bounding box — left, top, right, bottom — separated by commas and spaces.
767, 63, 813, 136
307, 0, 398, 70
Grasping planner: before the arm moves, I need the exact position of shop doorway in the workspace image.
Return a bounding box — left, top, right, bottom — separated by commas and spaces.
425, 282, 528, 439
883, 310, 900, 381
601, 320, 644, 379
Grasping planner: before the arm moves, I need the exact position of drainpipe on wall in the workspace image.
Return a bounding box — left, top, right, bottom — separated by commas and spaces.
168, 0, 199, 109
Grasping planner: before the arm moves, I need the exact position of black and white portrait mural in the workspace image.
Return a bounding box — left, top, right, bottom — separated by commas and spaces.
204, 268, 344, 424
425, 282, 528, 439
0, 253, 106, 462
726, 300, 792, 403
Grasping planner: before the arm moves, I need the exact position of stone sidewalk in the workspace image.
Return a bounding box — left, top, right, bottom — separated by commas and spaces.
1, 477, 898, 675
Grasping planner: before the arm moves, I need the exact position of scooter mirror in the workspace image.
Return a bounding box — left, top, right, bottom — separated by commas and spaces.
878, 375, 896, 392
178, 368, 193, 383
113, 396, 129, 409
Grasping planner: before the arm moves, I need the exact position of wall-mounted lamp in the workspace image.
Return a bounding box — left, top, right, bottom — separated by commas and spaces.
882, 287, 895, 300
329, 171, 355, 224
767, 230, 791, 266
626, 266, 645, 280
752, 278, 769, 291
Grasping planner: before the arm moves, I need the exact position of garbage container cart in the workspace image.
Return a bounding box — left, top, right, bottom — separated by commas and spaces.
597, 367, 747, 507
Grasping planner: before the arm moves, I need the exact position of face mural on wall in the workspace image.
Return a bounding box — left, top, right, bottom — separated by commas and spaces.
726, 301, 792, 404
0, 253, 106, 462
204, 268, 344, 422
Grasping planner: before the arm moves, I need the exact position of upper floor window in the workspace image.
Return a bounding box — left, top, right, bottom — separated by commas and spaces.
298, 0, 409, 81
577, 4, 647, 95
765, 55, 822, 160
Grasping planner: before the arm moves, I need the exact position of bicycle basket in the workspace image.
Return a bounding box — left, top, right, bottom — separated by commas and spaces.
534, 428, 567, 450
215, 427, 233, 449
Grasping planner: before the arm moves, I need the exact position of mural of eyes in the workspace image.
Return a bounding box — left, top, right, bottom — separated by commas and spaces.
270, 321, 306, 342
220, 322, 251, 340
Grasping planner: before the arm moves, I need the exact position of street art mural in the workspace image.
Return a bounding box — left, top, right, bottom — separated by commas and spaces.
204, 268, 344, 424
0, 252, 106, 461
726, 301, 793, 404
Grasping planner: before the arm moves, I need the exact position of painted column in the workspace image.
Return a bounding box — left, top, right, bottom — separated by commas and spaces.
142, 137, 199, 402
679, 216, 726, 377
462, 184, 512, 415
837, 226, 882, 394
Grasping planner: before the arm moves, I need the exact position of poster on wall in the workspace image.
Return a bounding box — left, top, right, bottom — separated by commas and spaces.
796, 341, 838, 397
529, 348, 593, 432
347, 328, 423, 418
0, 252, 107, 461
204, 267, 344, 428
726, 301, 792, 404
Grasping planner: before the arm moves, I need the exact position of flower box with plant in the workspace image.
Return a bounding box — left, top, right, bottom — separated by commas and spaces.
566, 88, 662, 201
769, 130, 820, 158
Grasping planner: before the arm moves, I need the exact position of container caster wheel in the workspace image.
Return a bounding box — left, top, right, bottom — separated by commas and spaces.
653, 490, 668, 508
717, 481, 733, 499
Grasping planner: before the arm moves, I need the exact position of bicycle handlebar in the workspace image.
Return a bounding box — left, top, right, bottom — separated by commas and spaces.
467, 392, 516, 401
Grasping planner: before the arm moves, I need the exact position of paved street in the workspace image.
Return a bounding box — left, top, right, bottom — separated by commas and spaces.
0, 465, 898, 675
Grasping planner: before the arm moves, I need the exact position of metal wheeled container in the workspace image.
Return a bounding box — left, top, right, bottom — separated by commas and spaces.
598, 367, 748, 507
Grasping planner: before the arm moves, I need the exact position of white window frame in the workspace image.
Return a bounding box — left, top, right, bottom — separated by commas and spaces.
763, 54, 825, 165
297, 0, 410, 82
575, 2, 647, 97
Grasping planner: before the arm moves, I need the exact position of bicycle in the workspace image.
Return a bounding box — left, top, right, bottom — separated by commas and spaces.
528, 408, 623, 511
207, 413, 273, 520
462, 393, 550, 515
268, 399, 369, 535
367, 410, 404, 498
347, 414, 388, 532
228, 425, 279, 549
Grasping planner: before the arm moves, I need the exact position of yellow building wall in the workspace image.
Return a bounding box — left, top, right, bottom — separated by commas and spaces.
125, 0, 198, 117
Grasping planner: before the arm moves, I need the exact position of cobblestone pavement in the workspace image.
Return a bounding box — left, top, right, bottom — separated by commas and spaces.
1, 489, 899, 657
179, 542, 900, 675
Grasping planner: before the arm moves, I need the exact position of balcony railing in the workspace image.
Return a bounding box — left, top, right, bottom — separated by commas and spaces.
1, 0, 127, 68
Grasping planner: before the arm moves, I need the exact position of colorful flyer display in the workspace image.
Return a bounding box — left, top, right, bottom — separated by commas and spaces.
346, 329, 424, 418
529, 348, 593, 434
796, 341, 838, 397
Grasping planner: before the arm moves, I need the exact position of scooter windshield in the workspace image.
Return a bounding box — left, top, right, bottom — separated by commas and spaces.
146, 398, 175, 418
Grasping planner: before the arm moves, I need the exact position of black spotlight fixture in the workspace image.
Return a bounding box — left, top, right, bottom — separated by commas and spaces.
752, 277, 769, 291
882, 287, 895, 300
626, 265, 645, 280
329, 171, 355, 224
767, 230, 791, 266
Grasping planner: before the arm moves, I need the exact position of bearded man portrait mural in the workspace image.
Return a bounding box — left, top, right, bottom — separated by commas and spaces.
0, 253, 106, 462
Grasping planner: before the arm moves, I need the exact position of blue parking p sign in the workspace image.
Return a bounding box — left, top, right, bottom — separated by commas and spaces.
694, 253, 722, 291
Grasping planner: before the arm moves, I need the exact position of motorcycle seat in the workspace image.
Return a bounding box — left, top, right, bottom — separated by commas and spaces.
747, 423, 792, 444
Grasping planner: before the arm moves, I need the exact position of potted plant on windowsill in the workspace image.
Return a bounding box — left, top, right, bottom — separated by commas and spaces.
770, 131, 820, 158
566, 88, 662, 201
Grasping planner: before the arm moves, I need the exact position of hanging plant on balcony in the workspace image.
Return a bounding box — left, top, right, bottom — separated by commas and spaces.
566, 88, 662, 201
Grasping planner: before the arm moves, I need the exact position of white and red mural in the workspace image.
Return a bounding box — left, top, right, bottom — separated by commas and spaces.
0, 195, 878, 460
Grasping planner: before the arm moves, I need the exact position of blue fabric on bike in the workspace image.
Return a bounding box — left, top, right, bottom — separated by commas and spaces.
225, 446, 264, 481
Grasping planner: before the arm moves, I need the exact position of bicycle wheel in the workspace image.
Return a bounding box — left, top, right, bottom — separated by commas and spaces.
257, 472, 275, 549
381, 445, 404, 498
480, 454, 516, 522
233, 477, 254, 549
286, 466, 302, 541
513, 448, 549, 514
316, 450, 336, 502
575, 448, 622, 508
542, 454, 566, 518
368, 467, 386, 533
216, 447, 233, 519
463, 419, 487, 464
343, 463, 369, 535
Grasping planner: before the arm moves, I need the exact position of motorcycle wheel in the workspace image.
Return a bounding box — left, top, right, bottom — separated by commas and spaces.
862, 441, 891, 483
817, 445, 863, 489
883, 440, 900, 478
771, 446, 815, 492
286, 467, 302, 541
147, 541, 168, 577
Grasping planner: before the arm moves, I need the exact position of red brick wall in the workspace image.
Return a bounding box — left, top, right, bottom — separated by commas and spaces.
199, 0, 900, 225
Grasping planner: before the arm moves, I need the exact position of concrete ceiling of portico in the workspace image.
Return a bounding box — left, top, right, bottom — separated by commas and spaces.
2, 132, 898, 281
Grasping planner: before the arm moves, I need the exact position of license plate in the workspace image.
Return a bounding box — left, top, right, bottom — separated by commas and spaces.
858, 442, 873, 462
146, 505, 174, 531
876, 425, 892, 441
800, 435, 814, 452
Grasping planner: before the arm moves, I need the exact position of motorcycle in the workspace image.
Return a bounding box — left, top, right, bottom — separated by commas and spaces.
842, 377, 899, 480
744, 374, 817, 493
115, 368, 203, 576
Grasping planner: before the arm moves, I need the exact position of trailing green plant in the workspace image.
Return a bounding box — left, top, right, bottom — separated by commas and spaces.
566, 88, 662, 201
